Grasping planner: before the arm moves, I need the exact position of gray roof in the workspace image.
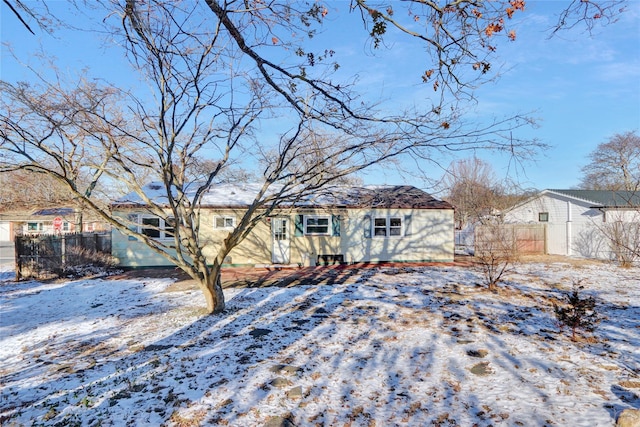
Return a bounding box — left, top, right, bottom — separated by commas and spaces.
547, 189, 640, 208
114, 183, 452, 210
31, 208, 75, 216
328, 185, 453, 209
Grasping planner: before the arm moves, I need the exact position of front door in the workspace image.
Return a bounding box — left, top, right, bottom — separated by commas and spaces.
271, 217, 290, 264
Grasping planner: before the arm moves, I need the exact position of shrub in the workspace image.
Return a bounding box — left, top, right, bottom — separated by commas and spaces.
474, 222, 519, 291
554, 282, 600, 341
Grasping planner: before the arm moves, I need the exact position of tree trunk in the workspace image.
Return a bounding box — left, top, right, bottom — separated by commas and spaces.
199, 264, 225, 314
74, 207, 83, 233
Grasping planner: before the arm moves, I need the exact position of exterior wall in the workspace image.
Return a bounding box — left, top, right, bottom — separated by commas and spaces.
504, 192, 610, 258
111, 210, 176, 267
0, 221, 11, 241
604, 209, 640, 223
343, 208, 454, 263
289, 209, 343, 266
19, 220, 76, 235
112, 206, 455, 268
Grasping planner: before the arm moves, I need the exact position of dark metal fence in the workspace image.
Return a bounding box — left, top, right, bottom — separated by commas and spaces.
14, 232, 112, 280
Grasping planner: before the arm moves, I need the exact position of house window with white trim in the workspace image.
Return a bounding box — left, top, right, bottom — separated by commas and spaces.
27, 222, 43, 232
374, 217, 402, 237
538, 212, 549, 222
304, 215, 330, 235
140, 216, 174, 240
214, 216, 235, 229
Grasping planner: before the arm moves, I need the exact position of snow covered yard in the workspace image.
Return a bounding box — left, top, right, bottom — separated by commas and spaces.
1, 262, 638, 427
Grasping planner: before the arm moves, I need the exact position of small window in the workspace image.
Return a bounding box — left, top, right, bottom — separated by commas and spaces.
305, 216, 330, 235
27, 222, 40, 232
165, 216, 175, 237
374, 217, 403, 238
140, 216, 174, 239
214, 216, 235, 229
141, 217, 161, 238
374, 218, 387, 236
389, 218, 402, 236
538, 212, 549, 222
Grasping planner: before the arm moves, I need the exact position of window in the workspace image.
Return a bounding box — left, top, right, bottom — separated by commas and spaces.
538, 212, 549, 222
27, 222, 42, 232
374, 217, 403, 237
214, 216, 235, 229
140, 216, 174, 239
295, 215, 340, 237
141, 217, 161, 238
304, 216, 330, 235
165, 217, 175, 238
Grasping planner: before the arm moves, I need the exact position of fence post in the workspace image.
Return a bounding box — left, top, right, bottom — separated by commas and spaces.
14, 236, 21, 281
61, 234, 66, 267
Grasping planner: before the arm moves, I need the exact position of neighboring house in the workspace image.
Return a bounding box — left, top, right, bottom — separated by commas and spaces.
0, 207, 110, 241
0, 207, 111, 265
503, 189, 640, 259
111, 183, 455, 268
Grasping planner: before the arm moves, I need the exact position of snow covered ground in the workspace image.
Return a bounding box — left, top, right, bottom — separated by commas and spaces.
1, 261, 638, 426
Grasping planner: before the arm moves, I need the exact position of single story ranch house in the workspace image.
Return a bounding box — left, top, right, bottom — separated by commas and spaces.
111, 183, 455, 268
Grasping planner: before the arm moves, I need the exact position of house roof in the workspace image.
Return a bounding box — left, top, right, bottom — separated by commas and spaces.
546, 189, 640, 208
114, 183, 453, 210
31, 208, 76, 216
0, 207, 105, 222
325, 185, 453, 209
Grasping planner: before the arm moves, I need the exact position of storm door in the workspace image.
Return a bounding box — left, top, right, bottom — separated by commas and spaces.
271, 217, 290, 264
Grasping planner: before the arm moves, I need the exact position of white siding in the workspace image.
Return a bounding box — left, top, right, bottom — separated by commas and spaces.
0, 222, 11, 241
112, 207, 455, 267
504, 192, 611, 259
343, 208, 454, 263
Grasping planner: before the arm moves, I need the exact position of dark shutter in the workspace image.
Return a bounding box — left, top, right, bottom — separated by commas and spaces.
363, 215, 371, 238
332, 215, 341, 236
294, 214, 304, 236
404, 215, 412, 236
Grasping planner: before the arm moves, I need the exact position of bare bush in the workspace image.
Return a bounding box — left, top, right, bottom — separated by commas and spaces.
474, 222, 519, 291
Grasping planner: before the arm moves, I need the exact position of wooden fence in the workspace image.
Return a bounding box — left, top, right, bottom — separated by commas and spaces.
15, 232, 112, 280
475, 223, 546, 256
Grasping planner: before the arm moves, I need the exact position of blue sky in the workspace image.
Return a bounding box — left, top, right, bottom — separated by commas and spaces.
1, 1, 639, 192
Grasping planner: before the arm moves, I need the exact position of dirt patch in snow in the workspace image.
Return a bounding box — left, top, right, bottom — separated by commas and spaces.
115, 259, 474, 292
112, 254, 609, 293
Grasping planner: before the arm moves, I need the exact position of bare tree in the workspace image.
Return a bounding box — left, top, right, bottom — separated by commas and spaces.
595, 193, 640, 267
579, 131, 640, 191
1, 1, 624, 314
349, 0, 628, 98
0, 170, 77, 209
474, 220, 520, 291
439, 157, 535, 288
607, 218, 640, 267
0, 76, 126, 229
577, 132, 640, 265
441, 158, 502, 229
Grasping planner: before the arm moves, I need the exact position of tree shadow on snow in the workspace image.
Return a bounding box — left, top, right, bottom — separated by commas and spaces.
1, 264, 638, 426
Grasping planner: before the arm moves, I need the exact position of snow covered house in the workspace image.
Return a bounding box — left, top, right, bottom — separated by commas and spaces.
111, 184, 455, 268
503, 189, 640, 259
